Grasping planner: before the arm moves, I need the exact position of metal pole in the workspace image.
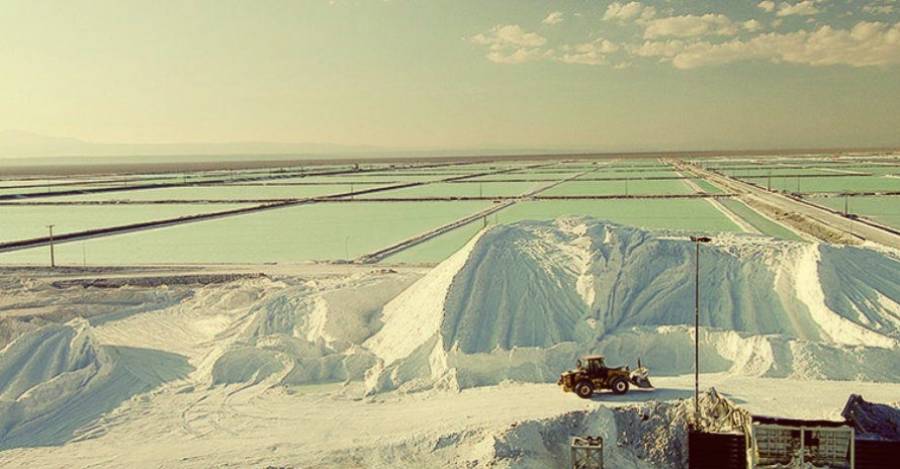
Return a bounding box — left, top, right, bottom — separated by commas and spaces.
47, 225, 56, 268
694, 240, 699, 420
688, 235, 710, 424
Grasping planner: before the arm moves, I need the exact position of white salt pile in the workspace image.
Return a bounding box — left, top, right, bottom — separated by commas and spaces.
0, 272, 420, 450
365, 218, 900, 393
0, 319, 192, 450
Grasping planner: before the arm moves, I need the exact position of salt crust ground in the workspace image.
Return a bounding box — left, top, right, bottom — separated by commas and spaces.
1, 218, 899, 467
1, 376, 898, 468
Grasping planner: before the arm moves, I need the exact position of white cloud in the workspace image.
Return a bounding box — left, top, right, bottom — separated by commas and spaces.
758, 1, 776, 13
469, 25, 548, 64
777, 1, 821, 17
558, 39, 620, 65
542, 11, 564, 25
863, 4, 896, 15
743, 19, 764, 32
486, 48, 550, 64
471, 7, 900, 71
470, 25, 546, 48
629, 40, 688, 58
642, 14, 739, 39
603, 2, 656, 22
632, 21, 900, 69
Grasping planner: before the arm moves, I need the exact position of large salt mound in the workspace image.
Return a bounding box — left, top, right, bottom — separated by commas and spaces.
364, 218, 900, 393
0, 319, 192, 450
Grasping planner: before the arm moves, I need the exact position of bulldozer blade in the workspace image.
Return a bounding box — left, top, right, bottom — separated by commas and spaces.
631, 376, 654, 389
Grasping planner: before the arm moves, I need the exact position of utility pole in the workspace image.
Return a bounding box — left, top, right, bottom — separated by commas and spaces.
689, 235, 711, 423
47, 224, 56, 268
844, 194, 849, 216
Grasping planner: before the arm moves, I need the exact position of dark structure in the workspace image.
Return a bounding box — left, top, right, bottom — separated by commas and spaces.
842, 394, 900, 469
688, 430, 747, 469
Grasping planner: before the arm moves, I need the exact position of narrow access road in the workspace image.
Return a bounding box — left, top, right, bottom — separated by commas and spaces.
354, 165, 599, 263
675, 160, 900, 250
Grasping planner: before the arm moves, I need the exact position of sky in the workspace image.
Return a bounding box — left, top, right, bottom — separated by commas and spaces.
1, 0, 899, 155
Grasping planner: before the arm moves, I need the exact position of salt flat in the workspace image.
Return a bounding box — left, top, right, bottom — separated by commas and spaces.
1, 218, 898, 468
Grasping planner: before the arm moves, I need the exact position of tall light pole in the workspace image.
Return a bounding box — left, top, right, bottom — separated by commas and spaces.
689, 235, 711, 422
47, 224, 56, 268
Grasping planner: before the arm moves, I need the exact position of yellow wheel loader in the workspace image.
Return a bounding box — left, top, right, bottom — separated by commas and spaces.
558, 355, 653, 398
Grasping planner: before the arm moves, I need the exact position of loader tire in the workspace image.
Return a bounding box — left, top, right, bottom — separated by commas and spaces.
611, 377, 629, 395
574, 380, 594, 399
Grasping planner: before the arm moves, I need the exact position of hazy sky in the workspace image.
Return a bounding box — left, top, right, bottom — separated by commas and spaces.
2, 0, 899, 152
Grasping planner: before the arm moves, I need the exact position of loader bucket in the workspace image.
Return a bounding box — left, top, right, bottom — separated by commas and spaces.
630, 362, 653, 389
631, 375, 654, 389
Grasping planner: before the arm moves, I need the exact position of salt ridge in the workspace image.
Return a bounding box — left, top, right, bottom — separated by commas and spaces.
365, 218, 900, 393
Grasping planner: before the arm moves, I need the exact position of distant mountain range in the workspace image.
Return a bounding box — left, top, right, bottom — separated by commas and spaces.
0, 130, 391, 159
0, 130, 566, 162
5, 130, 894, 168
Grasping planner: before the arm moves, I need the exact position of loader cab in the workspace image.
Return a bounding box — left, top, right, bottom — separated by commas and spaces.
579, 355, 606, 374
